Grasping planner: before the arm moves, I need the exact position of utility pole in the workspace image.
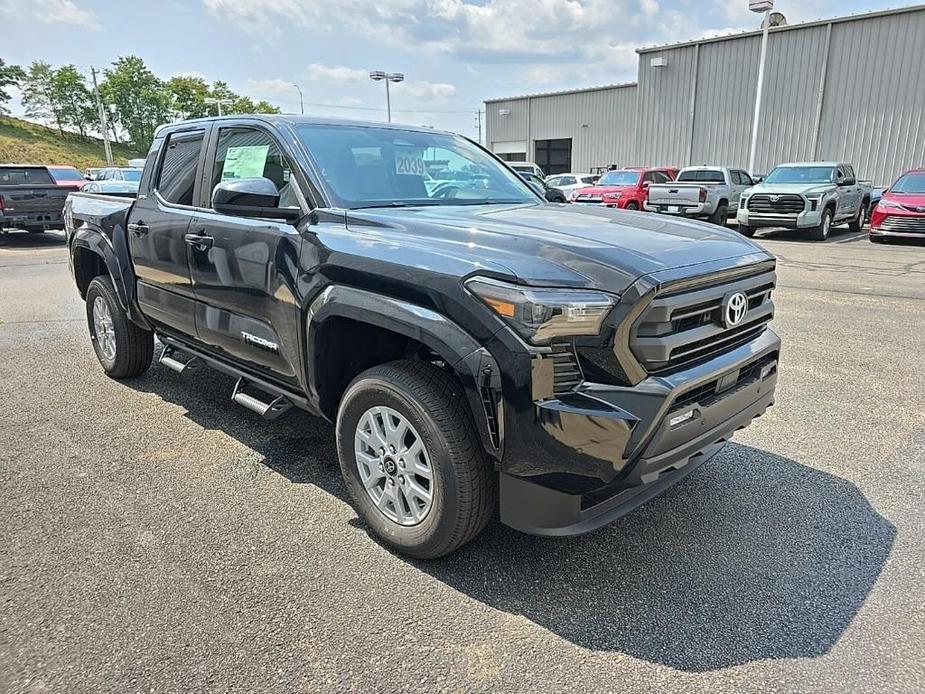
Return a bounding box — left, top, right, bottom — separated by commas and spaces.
475, 110, 483, 145
748, 1, 774, 176
90, 67, 113, 166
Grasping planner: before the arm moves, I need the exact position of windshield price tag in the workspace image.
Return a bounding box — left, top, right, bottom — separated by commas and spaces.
395, 149, 426, 177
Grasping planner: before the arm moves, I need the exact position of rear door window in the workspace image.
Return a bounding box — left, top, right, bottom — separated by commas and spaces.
156, 131, 205, 206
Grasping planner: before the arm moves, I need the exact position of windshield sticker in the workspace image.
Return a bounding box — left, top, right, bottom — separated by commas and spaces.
395, 148, 426, 177
221, 145, 270, 181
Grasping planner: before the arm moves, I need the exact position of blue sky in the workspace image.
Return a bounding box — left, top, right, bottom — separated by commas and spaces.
0, 0, 905, 139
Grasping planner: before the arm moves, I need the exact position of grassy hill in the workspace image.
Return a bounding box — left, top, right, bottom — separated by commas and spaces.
0, 116, 145, 169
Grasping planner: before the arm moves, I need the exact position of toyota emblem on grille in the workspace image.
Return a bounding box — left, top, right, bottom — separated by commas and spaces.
722, 292, 748, 328
769, 194, 781, 203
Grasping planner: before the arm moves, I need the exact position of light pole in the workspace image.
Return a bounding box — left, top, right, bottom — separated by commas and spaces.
369, 70, 404, 122
292, 84, 304, 115
205, 97, 234, 117
748, 0, 774, 177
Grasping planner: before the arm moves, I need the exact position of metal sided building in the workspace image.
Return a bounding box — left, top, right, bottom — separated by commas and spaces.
485, 4, 925, 185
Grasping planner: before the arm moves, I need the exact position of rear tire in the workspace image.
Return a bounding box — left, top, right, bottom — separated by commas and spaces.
810, 208, 834, 241
85, 276, 154, 379
849, 200, 868, 233
336, 360, 496, 559
709, 204, 729, 226
737, 224, 756, 237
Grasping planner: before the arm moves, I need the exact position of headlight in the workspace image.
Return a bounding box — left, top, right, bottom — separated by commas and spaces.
604, 192, 622, 200
466, 277, 617, 345
805, 193, 825, 200
878, 200, 903, 210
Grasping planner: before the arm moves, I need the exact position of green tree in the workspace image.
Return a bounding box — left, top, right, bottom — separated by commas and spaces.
50, 65, 95, 138
101, 56, 170, 148
0, 58, 24, 115
253, 100, 281, 114
20, 61, 62, 131
167, 75, 210, 120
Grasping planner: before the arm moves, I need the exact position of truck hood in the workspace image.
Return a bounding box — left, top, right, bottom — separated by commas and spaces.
345, 203, 770, 294
749, 183, 834, 195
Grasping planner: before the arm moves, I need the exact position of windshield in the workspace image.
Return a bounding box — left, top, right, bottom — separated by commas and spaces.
122, 169, 142, 182
597, 170, 640, 186
764, 166, 834, 184
49, 167, 83, 182
678, 169, 725, 183
890, 172, 925, 194
297, 125, 537, 208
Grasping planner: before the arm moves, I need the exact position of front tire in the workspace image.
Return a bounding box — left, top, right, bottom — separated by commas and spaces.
336, 360, 496, 559
85, 276, 154, 379
737, 224, 756, 237
625, 201, 639, 211
810, 208, 834, 241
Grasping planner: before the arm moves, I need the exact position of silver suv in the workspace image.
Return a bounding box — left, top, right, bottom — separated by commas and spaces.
736, 162, 870, 241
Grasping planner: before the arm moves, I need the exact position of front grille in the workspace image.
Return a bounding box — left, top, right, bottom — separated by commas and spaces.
747, 194, 805, 214
630, 264, 776, 373
878, 215, 925, 234
574, 195, 603, 204
552, 345, 583, 395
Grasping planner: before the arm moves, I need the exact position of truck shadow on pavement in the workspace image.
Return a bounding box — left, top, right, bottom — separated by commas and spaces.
128, 355, 896, 673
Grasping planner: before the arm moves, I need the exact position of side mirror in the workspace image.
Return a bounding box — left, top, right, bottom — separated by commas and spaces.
211, 177, 301, 222
642, 180, 651, 188
544, 189, 560, 202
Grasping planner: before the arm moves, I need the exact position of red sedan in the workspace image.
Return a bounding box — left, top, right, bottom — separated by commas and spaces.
869, 169, 925, 242
46, 165, 87, 191
571, 167, 676, 210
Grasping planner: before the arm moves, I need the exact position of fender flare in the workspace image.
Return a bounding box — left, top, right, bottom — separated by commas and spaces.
306, 285, 503, 458
71, 224, 152, 330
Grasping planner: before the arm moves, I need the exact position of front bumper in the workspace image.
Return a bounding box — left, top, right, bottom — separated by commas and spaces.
737, 206, 822, 229
498, 327, 780, 536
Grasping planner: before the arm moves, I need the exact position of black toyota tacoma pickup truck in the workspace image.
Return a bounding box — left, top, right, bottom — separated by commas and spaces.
65, 115, 780, 558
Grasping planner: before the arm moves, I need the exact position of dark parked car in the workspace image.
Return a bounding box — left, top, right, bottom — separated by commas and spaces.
66, 115, 780, 558
518, 170, 568, 202
0, 165, 69, 239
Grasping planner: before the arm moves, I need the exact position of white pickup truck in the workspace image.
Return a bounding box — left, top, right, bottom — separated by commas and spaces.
645, 166, 755, 226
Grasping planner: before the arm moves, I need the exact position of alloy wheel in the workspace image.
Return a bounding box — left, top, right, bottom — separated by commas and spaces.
354, 405, 434, 526
92, 296, 117, 361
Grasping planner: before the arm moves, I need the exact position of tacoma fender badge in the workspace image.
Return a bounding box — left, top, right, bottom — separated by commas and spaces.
241, 331, 279, 353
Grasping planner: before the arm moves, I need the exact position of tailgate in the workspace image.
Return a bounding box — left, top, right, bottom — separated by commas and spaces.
647, 184, 702, 206
1, 185, 69, 213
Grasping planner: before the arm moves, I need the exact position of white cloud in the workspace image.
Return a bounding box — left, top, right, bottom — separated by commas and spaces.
304, 63, 368, 83
0, 0, 100, 29
395, 80, 457, 100
246, 78, 300, 95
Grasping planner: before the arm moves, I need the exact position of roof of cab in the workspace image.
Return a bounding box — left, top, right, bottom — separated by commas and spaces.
155, 114, 455, 138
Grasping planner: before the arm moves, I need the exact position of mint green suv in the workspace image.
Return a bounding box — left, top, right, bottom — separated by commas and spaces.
736, 162, 870, 241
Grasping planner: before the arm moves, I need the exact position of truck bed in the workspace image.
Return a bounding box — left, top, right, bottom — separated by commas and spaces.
64, 192, 134, 243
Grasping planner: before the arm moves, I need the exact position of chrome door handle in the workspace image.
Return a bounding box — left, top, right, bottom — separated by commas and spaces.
127, 222, 149, 236
184, 233, 213, 250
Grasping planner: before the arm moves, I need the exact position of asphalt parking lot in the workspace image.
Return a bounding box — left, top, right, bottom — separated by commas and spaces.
1, 227, 923, 693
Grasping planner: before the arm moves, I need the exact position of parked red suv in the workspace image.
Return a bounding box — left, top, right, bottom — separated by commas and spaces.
572, 167, 677, 210
869, 169, 925, 242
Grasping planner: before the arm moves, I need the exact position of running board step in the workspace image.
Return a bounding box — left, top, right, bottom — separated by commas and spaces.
159, 345, 201, 374
232, 378, 292, 420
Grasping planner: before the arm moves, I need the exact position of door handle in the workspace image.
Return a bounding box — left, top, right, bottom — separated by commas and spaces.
127, 222, 149, 236
184, 232, 213, 250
